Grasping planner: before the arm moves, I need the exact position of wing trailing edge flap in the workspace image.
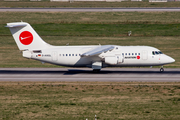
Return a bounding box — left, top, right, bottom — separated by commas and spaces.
81, 45, 115, 57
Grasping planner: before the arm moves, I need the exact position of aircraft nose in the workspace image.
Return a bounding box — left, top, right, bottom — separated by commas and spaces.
166, 56, 175, 64
169, 57, 175, 63
161, 55, 175, 64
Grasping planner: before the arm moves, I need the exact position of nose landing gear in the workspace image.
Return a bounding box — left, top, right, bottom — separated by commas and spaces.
160, 66, 164, 72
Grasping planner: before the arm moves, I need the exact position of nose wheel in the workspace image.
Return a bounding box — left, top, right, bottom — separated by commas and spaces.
160, 66, 164, 72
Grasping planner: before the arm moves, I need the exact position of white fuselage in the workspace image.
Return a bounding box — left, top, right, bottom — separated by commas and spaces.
26, 45, 175, 68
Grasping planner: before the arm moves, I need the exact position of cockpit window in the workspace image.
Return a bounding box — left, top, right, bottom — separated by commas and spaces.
155, 51, 159, 55
152, 51, 163, 55
152, 51, 155, 55
159, 51, 163, 54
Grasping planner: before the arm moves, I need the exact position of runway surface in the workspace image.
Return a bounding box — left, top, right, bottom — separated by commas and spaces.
1, 8, 180, 12
0, 68, 180, 82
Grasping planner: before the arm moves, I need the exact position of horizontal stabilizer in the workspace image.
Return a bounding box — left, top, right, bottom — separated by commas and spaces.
5, 22, 27, 28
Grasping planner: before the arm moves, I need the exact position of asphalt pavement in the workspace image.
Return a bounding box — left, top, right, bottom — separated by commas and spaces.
0, 68, 180, 82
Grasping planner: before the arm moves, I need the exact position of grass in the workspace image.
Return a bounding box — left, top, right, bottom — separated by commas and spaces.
1, 1, 180, 8
32, 23, 180, 36
2, 12, 180, 24
0, 82, 180, 120
0, 12, 180, 67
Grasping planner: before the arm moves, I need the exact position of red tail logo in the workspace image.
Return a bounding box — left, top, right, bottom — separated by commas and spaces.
19, 31, 33, 45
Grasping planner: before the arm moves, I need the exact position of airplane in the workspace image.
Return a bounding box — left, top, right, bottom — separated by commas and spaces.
6, 22, 175, 72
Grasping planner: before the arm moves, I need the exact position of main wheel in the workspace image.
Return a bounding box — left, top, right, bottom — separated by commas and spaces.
93, 69, 101, 73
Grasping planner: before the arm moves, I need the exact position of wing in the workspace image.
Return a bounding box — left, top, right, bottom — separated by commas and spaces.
81, 45, 115, 57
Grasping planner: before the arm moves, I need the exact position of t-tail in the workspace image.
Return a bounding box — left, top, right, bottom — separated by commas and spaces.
6, 22, 51, 51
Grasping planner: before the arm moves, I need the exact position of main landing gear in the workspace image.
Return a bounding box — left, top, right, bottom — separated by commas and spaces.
93, 69, 101, 73
160, 66, 164, 72
92, 61, 102, 73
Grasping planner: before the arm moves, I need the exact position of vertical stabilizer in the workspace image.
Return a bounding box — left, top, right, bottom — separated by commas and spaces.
6, 22, 50, 50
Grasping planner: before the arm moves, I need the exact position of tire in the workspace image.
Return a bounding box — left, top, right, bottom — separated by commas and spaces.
160, 68, 164, 72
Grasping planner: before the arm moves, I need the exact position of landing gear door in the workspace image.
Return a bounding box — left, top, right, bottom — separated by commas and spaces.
52, 51, 58, 61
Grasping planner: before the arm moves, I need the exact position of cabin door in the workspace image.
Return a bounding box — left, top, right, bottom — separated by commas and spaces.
142, 50, 148, 60
52, 51, 58, 61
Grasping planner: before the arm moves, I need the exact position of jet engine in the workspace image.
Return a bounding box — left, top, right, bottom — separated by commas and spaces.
105, 56, 118, 65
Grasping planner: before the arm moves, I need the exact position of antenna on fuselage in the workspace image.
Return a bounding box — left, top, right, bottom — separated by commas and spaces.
66, 43, 69, 46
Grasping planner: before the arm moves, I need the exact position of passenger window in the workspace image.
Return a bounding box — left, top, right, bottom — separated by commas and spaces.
76, 54, 77, 56
59, 54, 61, 56
135, 53, 137, 55
138, 53, 140, 55
129, 53, 130, 55
132, 53, 134, 55
116, 47, 118, 49
66, 54, 68, 56
72, 54, 74, 56
63, 54, 64, 56
79, 54, 81, 56
125, 53, 127, 55
122, 53, 124, 55
69, 54, 71, 56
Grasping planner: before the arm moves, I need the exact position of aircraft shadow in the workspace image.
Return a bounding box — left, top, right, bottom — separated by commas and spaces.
65, 69, 180, 75
0, 70, 66, 74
